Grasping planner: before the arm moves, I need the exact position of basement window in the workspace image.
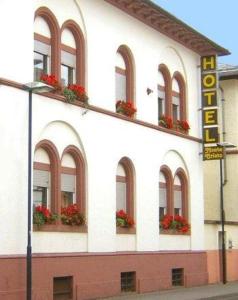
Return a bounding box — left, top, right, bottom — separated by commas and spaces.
53, 276, 73, 300
121, 272, 136, 292
172, 268, 184, 286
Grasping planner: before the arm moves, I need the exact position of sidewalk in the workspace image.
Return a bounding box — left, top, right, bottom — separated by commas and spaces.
103, 281, 238, 300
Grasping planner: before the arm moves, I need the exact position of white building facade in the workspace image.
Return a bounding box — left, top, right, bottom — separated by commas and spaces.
0, 0, 229, 299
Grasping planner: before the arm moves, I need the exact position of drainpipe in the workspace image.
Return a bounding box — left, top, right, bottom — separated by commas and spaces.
219, 85, 228, 185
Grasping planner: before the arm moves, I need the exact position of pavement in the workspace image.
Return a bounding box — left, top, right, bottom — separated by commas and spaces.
102, 281, 238, 300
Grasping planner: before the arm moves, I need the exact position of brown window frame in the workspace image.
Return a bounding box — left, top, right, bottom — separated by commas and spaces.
116, 157, 134, 219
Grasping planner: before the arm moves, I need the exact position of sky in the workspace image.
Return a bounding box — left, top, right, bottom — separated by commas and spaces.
153, 0, 238, 66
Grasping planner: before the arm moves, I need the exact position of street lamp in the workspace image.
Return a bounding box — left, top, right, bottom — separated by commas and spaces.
217, 142, 236, 284
23, 82, 54, 300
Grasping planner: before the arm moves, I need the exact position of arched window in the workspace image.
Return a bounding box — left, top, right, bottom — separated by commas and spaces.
115, 46, 134, 103
34, 7, 60, 80
173, 169, 188, 219
173, 174, 182, 215
61, 153, 77, 207
61, 146, 86, 213
172, 78, 180, 122
60, 20, 85, 87
60, 29, 76, 86
158, 71, 166, 120
33, 148, 51, 208
34, 140, 60, 213
159, 166, 172, 220
158, 64, 171, 120
172, 72, 186, 122
116, 158, 134, 218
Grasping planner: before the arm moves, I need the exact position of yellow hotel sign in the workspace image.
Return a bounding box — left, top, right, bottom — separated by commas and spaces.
201, 55, 223, 160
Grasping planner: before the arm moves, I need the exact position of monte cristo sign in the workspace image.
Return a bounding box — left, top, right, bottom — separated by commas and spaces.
201, 55, 223, 160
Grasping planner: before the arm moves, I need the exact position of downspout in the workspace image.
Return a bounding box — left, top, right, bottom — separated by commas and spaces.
219, 85, 228, 185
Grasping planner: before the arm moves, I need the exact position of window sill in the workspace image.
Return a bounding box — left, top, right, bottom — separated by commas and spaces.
33, 224, 87, 233
116, 227, 136, 234
160, 229, 190, 235
158, 125, 189, 135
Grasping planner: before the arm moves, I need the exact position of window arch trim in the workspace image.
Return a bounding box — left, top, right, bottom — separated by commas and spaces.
172, 71, 186, 120
174, 168, 188, 219
160, 165, 173, 215
61, 20, 85, 86
117, 45, 134, 103
35, 6, 61, 80
158, 64, 172, 116
117, 157, 135, 218
61, 145, 86, 214
35, 139, 61, 214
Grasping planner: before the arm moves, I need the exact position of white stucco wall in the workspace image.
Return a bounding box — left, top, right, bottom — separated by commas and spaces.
0, 0, 205, 255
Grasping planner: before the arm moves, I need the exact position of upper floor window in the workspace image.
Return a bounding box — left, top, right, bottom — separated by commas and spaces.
115, 52, 127, 101
173, 169, 188, 219
158, 64, 171, 123
172, 78, 180, 122
33, 148, 51, 208
115, 46, 134, 103
60, 20, 85, 87
116, 158, 134, 219
61, 146, 86, 214
159, 172, 167, 220
61, 29, 76, 86
34, 16, 51, 81
61, 153, 76, 207
173, 174, 182, 215
172, 72, 186, 123
158, 70, 166, 121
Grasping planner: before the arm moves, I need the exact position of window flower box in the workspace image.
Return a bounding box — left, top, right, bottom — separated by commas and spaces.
33, 204, 86, 232
116, 209, 135, 228
33, 205, 58, 228
175, 120, 190, 133
160, 214, 190, 234
33, 223, 87, 233
159, 115, 173, 129
40, 74, 88, 104
61, 204, 85, 226
116, 100, 136, 117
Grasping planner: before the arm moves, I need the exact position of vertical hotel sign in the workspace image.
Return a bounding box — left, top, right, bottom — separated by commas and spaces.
201, 55, 223, 160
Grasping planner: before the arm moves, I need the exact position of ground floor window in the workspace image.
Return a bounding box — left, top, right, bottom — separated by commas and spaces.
53, 276, 73, 300
172, 268, 184, 286
121, 272, 136, 292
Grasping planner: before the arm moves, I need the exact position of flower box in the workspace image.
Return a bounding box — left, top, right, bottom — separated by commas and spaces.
160, 214, 190, 234
116, 226, 136, 234
40, 74, 88, 104
116, 100, 136, 117
33, 223, 87, 233
160, 228, 190, 235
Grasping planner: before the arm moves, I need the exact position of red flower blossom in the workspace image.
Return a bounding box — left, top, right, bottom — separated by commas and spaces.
116, 100, 137, 117
61, 204, 85, 226
160, 214, 190, 233
159, 115, 173, 129
40, 74, 60, 89
116, 209, 135, 228
33, 205, 57, 227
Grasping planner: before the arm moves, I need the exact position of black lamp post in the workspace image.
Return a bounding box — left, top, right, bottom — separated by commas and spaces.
217, 142, 236, 284
23, 82, 54, 300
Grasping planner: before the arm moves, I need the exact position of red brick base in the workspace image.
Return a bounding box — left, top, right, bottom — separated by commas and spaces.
0, 251, 208, 300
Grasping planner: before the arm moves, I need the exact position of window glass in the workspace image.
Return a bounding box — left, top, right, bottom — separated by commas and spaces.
158, 89, 165, 118
159, 172, 167, 220
116, 181, 126, 211
33, 169, 50, 207
61, 173, 76, 207
174, 175, 182, 215
115, 72, 126, 101
61, 50, 76, 86
34, 40, 51, 81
